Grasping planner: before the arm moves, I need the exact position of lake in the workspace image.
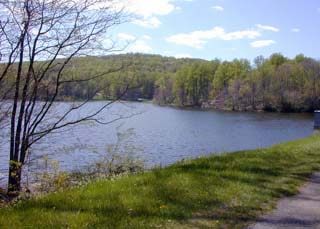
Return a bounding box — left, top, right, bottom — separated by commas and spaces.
0, 101, 314, 182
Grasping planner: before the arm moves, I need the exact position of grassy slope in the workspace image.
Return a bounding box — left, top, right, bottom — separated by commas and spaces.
1, 135, 320, 228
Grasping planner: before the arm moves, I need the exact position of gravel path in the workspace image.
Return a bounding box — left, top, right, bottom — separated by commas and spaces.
248, 172, 320, 229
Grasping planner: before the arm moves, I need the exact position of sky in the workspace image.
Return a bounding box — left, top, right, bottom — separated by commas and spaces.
111, 0, 320, 61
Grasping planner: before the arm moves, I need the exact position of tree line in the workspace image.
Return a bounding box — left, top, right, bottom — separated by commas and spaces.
155, 53, 320, 112
3, 53, 320, 113
38, 53, 320, 112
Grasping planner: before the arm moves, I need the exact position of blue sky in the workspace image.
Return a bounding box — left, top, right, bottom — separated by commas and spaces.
112, 0, 320, 61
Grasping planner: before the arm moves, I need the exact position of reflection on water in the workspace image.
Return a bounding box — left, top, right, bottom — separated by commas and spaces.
0, 101, 314, 182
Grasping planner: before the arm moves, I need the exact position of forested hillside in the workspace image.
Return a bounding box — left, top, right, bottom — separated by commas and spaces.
50, 54, 207, 101
158, 53, 320, 112
2, 53, 320, 112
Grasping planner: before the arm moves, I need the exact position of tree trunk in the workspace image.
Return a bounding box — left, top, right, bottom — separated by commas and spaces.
8, 160, 22, 197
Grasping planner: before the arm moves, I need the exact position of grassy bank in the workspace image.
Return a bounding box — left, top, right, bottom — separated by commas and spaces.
1, 135, 320, 228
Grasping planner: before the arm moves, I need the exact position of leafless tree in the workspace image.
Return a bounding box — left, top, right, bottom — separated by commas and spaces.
0, 0, 131, 196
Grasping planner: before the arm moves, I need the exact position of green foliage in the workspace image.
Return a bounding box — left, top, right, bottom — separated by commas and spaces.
63, 52, 319, 112
173, 61, 218, 106
1, 135, 320, 228
3, 52, 320, 112
269, 53, 287, 67
156, 53, 320, 112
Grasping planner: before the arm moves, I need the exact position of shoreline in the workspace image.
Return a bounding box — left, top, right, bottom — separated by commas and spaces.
1, 135, 320, 227
2, 99, 316, 114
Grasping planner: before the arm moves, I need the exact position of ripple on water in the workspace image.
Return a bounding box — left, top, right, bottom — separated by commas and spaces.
0, 102, 314, 181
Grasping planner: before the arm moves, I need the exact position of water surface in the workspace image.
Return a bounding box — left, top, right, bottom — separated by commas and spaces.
0, 101, 314, 182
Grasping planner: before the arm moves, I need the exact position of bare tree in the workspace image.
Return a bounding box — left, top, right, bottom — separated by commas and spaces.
0, 0, 131, 196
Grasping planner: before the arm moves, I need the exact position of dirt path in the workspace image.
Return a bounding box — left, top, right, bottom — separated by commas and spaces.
248, 172, 320, 229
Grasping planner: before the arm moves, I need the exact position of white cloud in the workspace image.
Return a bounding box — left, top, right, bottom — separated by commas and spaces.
142, 35, 152, 40
128, 40, 153, 53
116, 33, 153, 53
174, 53, 192, 58
291, 28, 300, 32
256, 24, 279, 32
132, 16, 162, 28
212, 5, 224, 11
117, 33, 136, 41
250, 40, 276, 48
118, 0, 177, 28
123, 0, 175, 18
166, 26, 261, 48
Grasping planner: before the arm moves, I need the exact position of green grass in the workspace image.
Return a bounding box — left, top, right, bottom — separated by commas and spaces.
1, 135, 320, 228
